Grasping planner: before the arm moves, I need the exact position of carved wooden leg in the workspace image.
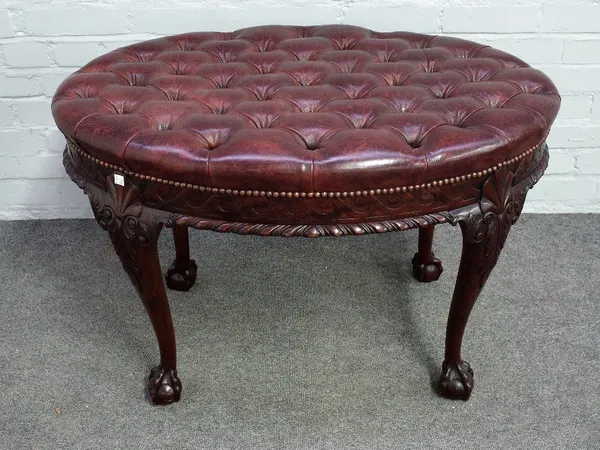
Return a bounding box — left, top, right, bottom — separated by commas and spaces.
87, 178, 182, 405
440, 168, 525, 400
412, 225, 443, 282
165, 225, 197, 291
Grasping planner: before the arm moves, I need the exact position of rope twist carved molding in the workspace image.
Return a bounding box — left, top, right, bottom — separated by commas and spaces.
67, 141, 548, 239
169, 213, 453, 238
169, 145, 548, 238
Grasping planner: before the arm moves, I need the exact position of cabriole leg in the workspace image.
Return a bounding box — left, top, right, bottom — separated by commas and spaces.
440, 168, 526, 400
166, 225, 198, 291
412, 225, 443, 282
87, 177, 182, 405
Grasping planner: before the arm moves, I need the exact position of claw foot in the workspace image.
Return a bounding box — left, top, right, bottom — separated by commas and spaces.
147, 365, 182, 405
439, 360, 474, 401
165, 259, 197, 291
412, 253, 443, 282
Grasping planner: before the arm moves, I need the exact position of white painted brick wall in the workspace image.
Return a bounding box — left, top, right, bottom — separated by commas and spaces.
3, 42, 52, 68
563, 40, 600, 64
0, 101, 14, 126
129, 8, 242, 34
559, 95, 592, 120
1, 0, 600, 219
23, 8, 129, 35
343, 6, 439, 33
15, 98, 54, 126
443, 6, 540, 33
0, 10, 14, 38
52, 42, 101, 67
0, 74, 42, 97
540, 5, 600, 33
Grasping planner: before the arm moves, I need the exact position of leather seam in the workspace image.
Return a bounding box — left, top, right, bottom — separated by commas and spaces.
68, 135, 548, 199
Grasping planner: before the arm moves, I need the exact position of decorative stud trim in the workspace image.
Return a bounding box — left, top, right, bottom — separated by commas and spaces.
68, 136, 547, 198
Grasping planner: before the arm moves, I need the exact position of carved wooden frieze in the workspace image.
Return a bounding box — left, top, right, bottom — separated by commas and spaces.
64, 142, 549, 238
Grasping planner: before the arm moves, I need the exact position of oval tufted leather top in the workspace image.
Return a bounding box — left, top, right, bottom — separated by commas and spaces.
53, 25, 560, 197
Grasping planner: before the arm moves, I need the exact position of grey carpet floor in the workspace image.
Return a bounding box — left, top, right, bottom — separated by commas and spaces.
0, 215, 599, 449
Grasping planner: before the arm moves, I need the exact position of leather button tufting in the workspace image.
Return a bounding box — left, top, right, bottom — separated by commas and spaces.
52, 25, 560, 193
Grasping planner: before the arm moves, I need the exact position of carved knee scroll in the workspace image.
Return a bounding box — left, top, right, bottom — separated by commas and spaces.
440, 167, 528, 400
452, 168, 525, 287
86, 175, 164, 291
86, 175, 182, 405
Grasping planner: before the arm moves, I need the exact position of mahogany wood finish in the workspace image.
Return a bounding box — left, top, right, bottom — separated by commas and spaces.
441, 167, 529, 399
54, 26, 560, 405
166, 225, 198, 291
62, 141, 549, 405
85, 178, 182, 404
412, 226, 443, 283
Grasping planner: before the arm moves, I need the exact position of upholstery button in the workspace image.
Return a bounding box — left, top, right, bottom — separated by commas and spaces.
53, 25, 560, 193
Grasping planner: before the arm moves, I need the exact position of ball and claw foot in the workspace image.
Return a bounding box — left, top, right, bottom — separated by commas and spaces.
412, 253, 443, 282
439, 360, 474, 401
147, 365, 182, 405
165, 259, 198, 291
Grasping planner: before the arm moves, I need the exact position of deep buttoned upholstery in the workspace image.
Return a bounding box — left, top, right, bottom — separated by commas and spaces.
53, 25, 560, 195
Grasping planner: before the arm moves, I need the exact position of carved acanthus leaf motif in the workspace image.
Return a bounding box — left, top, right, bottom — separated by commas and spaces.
86, 175, 163, 292
451, 167, 526, 288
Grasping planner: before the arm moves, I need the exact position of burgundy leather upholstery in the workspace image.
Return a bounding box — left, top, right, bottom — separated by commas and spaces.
53, 25, 560, 193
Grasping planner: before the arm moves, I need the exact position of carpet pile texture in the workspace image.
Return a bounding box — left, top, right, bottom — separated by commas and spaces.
0, 215, 598, 449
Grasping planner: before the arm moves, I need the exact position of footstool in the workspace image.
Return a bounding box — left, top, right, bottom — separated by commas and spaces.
53, 25, 560, 405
